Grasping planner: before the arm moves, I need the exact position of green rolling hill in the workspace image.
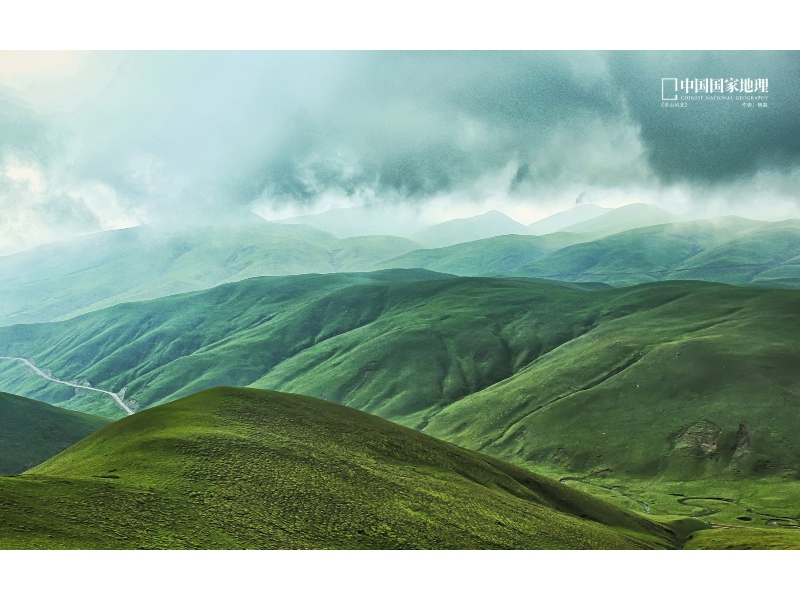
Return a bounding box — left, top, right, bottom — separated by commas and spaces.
371, 231, 608, 276
0, 218, 422, 326
0, 269, 456, 417
372, 216, 800, 287
507, 217, 800, 287
2, 270, 800, 507
0, 387, 688, 549
423, 280, 800, 478
0, 391, 110, 475
372, 234, 557, 275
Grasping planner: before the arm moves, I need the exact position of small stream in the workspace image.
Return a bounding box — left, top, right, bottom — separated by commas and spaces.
560, 481, 800, 529
671, 496, 800, 528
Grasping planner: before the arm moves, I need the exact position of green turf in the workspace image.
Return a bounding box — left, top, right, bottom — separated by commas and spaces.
0, 391, 111, 475
0, 269, 455, 415
684, 528, 800, 549
0, 387, 688, 549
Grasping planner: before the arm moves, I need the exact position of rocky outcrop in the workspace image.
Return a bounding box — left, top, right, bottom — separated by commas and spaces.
733, 423, 751, 458
674, 419, 722, 457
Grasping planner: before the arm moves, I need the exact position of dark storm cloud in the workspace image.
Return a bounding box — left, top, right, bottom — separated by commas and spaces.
3, 50, 800, 224
251, 51, 634, 205
607, 51, 800, 184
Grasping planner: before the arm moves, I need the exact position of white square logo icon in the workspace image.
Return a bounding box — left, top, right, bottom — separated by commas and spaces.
662, 78, 678, 101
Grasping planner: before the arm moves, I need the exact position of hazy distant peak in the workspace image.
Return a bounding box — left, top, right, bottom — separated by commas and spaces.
464, 210, 525, 224
559, 203, 677, 235
527, 204, 610, 235
411, 210, 529, 248
274, 205, 426, 239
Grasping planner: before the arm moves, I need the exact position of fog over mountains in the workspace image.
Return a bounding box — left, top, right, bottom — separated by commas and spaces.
2, 51, 800, 255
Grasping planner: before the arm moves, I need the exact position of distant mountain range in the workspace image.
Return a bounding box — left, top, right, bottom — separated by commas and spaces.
0, 219, 421, 326
277, 202, 676, 244
507, 217, 800, 287
277, 205, 426, 238
3, 204, 799, 329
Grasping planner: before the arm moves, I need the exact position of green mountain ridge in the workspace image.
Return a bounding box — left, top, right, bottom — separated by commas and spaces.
0, 387, 686, 549
370, 229, 624, 276
0, 220, 422, 326
2, 271, 799, 493
507, 217, 800, 287
368, 216, 800, 290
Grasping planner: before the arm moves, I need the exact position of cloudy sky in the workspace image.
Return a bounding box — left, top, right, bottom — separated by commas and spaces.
1, 50, 799, 253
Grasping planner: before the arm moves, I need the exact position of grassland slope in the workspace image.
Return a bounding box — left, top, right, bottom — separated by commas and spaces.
0, 387, 685, 549
2, 274, 799, 488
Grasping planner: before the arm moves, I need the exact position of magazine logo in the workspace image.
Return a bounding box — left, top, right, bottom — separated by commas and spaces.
661, 77, 769, 108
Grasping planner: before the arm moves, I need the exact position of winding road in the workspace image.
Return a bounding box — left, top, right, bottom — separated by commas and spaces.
0, 355, 133, 416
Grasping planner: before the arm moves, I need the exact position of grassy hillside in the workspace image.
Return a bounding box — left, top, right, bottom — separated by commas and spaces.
0, 387, 686, 549
0, 219, 422, 326
0, 272, 598, 417
412, 211, 530, 247
371, 231, 607, 276
0, 270, 456, 416
413, 280, 800, 533
373, 235, 555, 275
0, 391, 110, 475
423, 281, 800, 482
2, 272, 800, 499
508, 217, 800, 287
373, 217, 796, 284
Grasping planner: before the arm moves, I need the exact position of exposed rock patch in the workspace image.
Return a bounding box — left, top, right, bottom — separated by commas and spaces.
674, 419, 722, 457
733, 424, 751, 458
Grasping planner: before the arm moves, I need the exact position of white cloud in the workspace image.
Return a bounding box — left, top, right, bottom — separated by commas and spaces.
0, 153, 148, 255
